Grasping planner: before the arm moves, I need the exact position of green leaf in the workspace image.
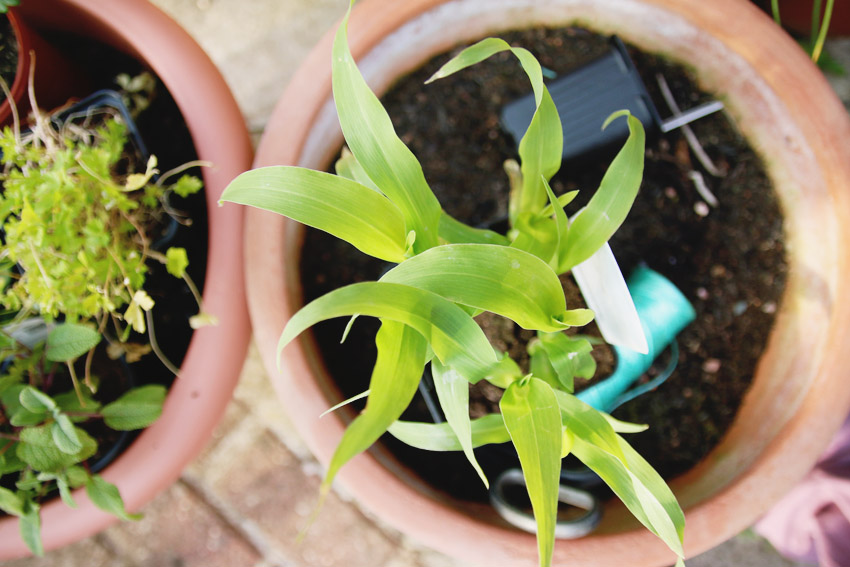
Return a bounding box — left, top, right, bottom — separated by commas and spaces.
323, 320, 427, 492
332, 4, 441, 252
278, 282, 498, 383
45, 323, 101, 362
334, 147, 381, 193
165, 247, 189, 278
0, 485, 25, 516
438, 212, 509, 246
381, 244, 582, 331
18, 386, 57, 413
388, 414, 511, 451
510, 212, 559, 265
17, 425, 97, 472
56, 475, 77, 508
603, 413, 649, 434
54, 389, 101, 421
501, 378, 562, 567
101, 385, 166, 431
20, 502, 43, 557
552, 389, 626, 462
0, 447, 25, 474
427, 38, 562, 222
431, 359, 488, 487
536, 332, 596, 392
220, 166, 408, 263
86, 475, 141, 521
52, 414, 83, 454
559, 112, 645, 271
171, 174, 203, 198
570, 434, 684, 560
9, 404, 49, 428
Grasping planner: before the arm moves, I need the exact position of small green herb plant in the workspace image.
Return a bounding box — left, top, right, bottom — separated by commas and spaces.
0, 87, 209, 555
222, 4, 686, 566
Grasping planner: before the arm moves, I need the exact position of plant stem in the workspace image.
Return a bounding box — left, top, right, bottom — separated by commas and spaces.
811, 0, 834, 63
770, 0, 781, 24
145, 310, 180, 376
66, 360, 87, 406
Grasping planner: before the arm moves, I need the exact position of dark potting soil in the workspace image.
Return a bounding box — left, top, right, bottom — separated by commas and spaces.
300, 27, 786, 503
0, 16, 16, 95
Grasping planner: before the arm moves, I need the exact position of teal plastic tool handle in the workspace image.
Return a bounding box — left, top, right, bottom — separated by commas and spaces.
576, 265, 696, 412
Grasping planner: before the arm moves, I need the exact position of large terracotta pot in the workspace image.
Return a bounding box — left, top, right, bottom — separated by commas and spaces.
0, 0, 253, 559
246, 0, 850, 565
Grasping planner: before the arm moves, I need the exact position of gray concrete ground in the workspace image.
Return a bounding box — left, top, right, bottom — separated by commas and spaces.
7, 1, 850, 565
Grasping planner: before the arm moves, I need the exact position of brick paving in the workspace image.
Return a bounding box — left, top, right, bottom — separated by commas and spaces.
7, 1, 848, 565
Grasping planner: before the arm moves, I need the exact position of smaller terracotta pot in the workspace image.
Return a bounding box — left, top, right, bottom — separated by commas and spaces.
0, 0, 253, 559
0, 9, 82, 127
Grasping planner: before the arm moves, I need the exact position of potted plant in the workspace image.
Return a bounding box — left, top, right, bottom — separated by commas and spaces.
0, 87, 210, 556
235, 0, 850, 565
224, 4, 686, 566
0, 0, 252, 559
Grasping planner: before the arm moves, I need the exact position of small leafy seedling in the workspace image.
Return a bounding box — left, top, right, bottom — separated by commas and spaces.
222, 3, 686, 566
0, 322, 165, 556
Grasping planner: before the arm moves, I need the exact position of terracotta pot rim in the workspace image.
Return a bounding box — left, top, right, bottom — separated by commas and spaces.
248, 0, 850, 565
0, 0, 253, 559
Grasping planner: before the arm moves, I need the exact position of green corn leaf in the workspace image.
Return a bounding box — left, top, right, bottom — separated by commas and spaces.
438, 212, 509, 246
51, 414, 83, 455
19, 501, 42, 557
278, 282, 498, 383
570, 434, 685, 560
559, 111, 645, 271
322, 320, 427, 492
543, 177, 569, 267
220, 166, 407, 263
427, 38, 562, 223
381, 244, 587, 331
501, 377, 562, 567
388, 414, 511, 451
334, 147, 381, 193
431, 359, 488, 487
86, 474, 141, 521
332, 3, 441, 252
331, 150, 508, 248
45, 323, 100, 362
603, 413, 649, 434
536, 332, 596, 392
553, 389, 626, 462
101, 385, 167, 431
510, 212, 559, 265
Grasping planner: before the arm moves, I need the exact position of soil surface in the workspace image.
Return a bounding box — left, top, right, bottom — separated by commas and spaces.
299, 26, 787, 502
